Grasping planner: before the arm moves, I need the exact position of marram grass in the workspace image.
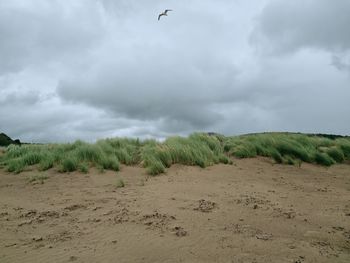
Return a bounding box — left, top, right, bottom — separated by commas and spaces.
0, 133, 349, 175
223, 133, 350, 166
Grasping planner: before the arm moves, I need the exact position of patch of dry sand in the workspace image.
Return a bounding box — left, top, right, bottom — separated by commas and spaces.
0, 157, 349, 263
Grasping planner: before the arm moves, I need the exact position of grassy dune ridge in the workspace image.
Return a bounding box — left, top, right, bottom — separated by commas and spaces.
0, 133, 349, 175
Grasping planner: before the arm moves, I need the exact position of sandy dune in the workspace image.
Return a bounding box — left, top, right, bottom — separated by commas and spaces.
0, 158, 349, 263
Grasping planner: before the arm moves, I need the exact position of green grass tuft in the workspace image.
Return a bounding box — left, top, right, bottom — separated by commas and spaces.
78, 163, 89, 173
326, 147, 345, 163
27, 174, 48, 184
274, 140, 311, 162
38, 155, 55, 171
218, 154, 231, 164
146, 159, 166, 175
22, 152, 43, 166
232, 143, 257, 158
314, 152, 335, 166
72, 143, 104, 163
270, 149, 283, 163
6, 158, 26, 174
283, 155, 297, 165
59, 157, 78, 172
99, 156, 120, 171
115, 179, 125, 188
337, 140, 350, 159
5, 145, 29, 159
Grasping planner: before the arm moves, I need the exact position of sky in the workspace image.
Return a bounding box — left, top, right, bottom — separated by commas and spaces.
0, 0, 350, 143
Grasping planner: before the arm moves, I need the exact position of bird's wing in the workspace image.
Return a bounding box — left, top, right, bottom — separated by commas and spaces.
164, 9, 173, 14
158, 14, 162, 20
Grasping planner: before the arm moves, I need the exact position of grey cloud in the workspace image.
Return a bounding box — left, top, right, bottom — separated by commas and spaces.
210, 48, 350, 136
0, 91, 39, 106
57, 58, 231, 130
1, 0, 350, 142
0, 97, 120, 143
0, 0, 105, 74
56, 4, 241, 132
252, 0, 350, 54
331, 54, 350, 72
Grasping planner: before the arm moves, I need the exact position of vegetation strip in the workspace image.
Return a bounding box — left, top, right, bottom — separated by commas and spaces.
0, 133, 349, 175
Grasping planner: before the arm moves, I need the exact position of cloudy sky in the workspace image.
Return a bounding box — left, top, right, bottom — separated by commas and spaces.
1, 0, 349, 142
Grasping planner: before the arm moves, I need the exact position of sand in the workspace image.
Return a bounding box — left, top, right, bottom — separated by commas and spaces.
0, 157, 349, 263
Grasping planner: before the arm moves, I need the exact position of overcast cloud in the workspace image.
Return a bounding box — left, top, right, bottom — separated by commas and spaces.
0, 0, 349, 143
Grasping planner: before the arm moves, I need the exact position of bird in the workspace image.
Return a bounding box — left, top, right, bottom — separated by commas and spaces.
158, 9, 172, 21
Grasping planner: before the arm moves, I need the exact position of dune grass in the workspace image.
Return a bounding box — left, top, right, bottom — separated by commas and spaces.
27, 174, 48, 184
223, 133, 350, 167
0, 133, 349, 176
115, 179, 125, 188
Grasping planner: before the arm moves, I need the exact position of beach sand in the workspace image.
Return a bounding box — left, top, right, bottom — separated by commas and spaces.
1, 157, 349, 262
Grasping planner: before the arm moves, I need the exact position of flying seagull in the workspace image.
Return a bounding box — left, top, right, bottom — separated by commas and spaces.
158, 9, 172, 21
